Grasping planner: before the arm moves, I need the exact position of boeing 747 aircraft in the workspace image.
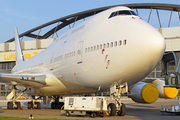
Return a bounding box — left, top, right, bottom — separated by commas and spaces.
0, 6, 177, 116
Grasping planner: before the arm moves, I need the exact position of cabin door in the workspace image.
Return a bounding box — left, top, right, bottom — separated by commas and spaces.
77, 41, 84, 64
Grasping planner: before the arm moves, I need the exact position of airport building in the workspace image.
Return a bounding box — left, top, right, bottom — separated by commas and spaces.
147, 26, 180, 78
0, 38, 56, 98
0, 26, 180, 98
0, 38, 56, 71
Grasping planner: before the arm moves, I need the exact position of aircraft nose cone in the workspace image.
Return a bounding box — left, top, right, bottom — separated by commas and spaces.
140, 31, 165, 60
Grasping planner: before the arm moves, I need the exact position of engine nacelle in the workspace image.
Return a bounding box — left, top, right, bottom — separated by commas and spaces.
130, 82, 159, 103
152, 79, 178, 99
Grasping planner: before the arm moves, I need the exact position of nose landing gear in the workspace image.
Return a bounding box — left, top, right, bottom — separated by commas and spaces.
108, 82, 128, 116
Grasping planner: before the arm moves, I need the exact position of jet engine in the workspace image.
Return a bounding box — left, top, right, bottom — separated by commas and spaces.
129, 82, 159, 103
151, 79, 178, 99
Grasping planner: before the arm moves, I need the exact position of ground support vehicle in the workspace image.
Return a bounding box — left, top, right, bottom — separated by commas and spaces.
61, 96, 108, 117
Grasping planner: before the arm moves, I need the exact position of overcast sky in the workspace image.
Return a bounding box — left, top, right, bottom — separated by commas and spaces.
0, 0, 180, 43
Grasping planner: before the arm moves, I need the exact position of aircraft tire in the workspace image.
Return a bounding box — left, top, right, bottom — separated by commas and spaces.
27, 102, 33, 109
15, 102, 21, 109
7, 102, 9, 109
117, 103, 126, 116
51, 102, 55, 109
7, 102, 13, 109
37, 102, 41, 109
108, 103, 116, 116
35, 102, 41, 109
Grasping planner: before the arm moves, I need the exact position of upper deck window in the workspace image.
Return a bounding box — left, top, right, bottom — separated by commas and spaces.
109, 10, 137, 19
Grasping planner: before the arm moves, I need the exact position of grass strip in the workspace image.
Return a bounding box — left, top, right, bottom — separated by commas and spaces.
0, 116, 83, 120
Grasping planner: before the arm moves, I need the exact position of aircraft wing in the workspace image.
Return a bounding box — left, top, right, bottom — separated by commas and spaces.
0, 70, 12, 74
0, 73, 46, 88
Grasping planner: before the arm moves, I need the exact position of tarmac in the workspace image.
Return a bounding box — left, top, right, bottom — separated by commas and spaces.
0, 98, 180, 119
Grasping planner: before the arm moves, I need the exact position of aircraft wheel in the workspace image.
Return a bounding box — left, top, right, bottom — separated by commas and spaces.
117, 103, 126, 116
15, 102, 21, 109
51, 102, 55, 109
7, 101, 13, 109
108, 103, 116, 116
7, 102, 9, 109
37, 102, 41, 109
27, 102, 33, 109
35, 102, 41, 109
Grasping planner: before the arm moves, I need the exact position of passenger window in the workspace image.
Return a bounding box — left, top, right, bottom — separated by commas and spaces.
97, 45, 99, 50
124, 40, 127, 45
107, 43, 109, 48
110, 42, 113, 47
103, 44, 106, 49
114, 41, 117, 47
119, 41, 122, 46
85, 48, 87, 53
94, 46, 96, 51
72, 52, 73, 56
78, 50, 81, 55
100, 44, 102, 49
91, 47, 93, 52
74, 51, 76, 56
88, 47, 90, 52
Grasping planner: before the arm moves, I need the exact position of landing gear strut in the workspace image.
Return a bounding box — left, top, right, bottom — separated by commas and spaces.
27, 96, 41, 109
108, 82, 128, 116
51, 96, 64, 109
7, 85, 24, 109
6, 85, 41, 110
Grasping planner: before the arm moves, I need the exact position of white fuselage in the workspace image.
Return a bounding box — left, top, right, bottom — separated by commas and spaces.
12, 7, 165, 95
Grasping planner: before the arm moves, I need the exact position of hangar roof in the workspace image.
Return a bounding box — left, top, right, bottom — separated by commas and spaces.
6, 3, 180, 43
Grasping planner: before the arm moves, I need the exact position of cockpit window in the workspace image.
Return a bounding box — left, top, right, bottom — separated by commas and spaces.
118, 11, 132, 15
109, 12, 115, 18
130, 11, 138, 16
109, 10, 138, 19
